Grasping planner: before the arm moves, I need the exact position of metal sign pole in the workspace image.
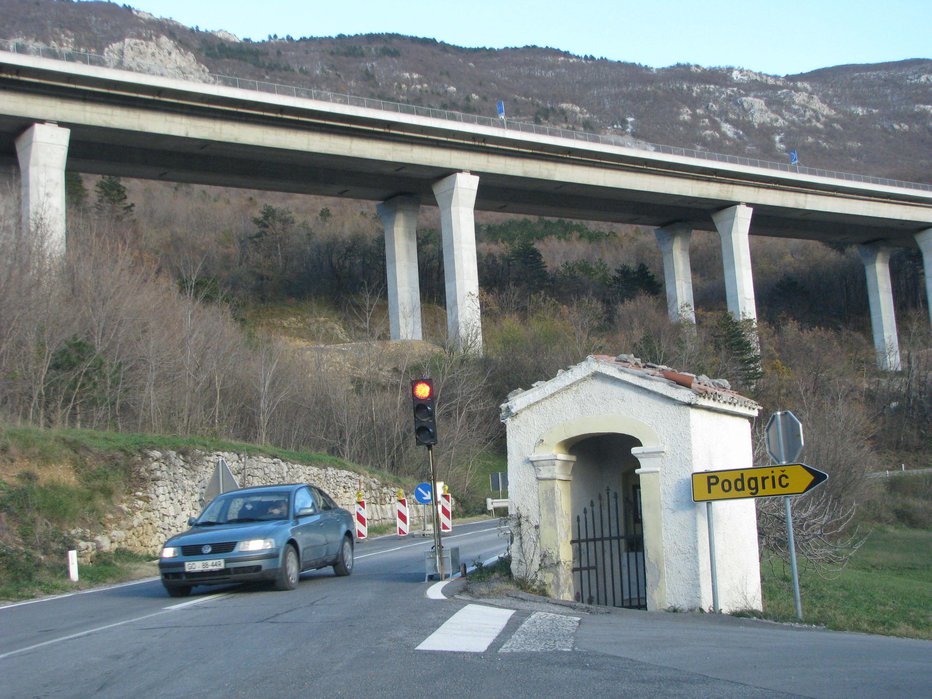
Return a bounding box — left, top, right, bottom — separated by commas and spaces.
774, 415, 804, 621
706, 501, 720, 613
427, 445, 444, 578
785, 495, 803, 620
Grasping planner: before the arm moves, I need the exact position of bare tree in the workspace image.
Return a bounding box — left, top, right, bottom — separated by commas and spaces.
252, 339, 293, 446
347, 281, 387, 340
757, 491, 864, 576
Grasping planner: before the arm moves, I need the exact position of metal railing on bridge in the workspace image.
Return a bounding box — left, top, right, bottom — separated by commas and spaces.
2, 39, 930, 193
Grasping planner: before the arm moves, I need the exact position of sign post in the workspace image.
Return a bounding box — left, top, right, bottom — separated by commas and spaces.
414, 482, 430, 537
691, 457, 827, 617
766, 411, 806, 621
706, 500, 719, 613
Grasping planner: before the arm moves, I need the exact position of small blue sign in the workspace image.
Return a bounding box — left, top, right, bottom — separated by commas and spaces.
414, 482, 433, 504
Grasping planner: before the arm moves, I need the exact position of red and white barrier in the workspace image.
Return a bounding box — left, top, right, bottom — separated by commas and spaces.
355, 492, 368, 540
439, 492, 452, 533
396, 493, 409, 537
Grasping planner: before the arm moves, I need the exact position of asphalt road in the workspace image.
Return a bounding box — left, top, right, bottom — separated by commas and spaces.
1, 520, 929, 698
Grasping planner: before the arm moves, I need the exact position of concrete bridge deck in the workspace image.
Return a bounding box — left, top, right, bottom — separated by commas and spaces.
1, 50, 929, 246
1, 49, 930, 366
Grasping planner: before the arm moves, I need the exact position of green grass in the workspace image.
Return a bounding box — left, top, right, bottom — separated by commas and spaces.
459, 450, 507, 514
2, 425, 398, 482
0, 424, 406, 602
366, 522, 396, 537
759, 527, 931, 639
77, 549, 158, 586
0, 547, 158, 601
467, 554, 512, 582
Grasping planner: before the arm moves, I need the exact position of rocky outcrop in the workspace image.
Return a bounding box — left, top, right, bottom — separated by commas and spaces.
103, 36, 211, 82
73, 449, 420, 558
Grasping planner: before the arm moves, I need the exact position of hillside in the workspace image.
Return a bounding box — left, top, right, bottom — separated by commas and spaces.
0, 0, 929, 183
0, 0, 927, 597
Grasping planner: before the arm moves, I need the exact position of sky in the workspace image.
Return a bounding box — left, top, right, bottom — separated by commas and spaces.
99, 0, 931, 76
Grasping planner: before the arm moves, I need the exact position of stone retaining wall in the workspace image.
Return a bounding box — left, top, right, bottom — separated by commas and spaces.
78, 450, 423, 558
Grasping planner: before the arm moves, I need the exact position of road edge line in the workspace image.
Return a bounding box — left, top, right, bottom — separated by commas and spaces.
426, 554, 505, 600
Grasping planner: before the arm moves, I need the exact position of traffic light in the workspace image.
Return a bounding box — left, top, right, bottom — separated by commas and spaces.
411, 378, 438, 446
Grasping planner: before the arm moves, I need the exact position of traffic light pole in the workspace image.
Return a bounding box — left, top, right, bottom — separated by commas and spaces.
427, 445, 444, 578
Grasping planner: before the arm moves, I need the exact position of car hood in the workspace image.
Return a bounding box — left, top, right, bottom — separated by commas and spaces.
164, 520, 290, 546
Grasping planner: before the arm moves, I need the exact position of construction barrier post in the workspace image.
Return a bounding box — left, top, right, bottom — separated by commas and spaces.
396, 489, 409, 537
355, 491, 368, 540
439, 487, 453, 533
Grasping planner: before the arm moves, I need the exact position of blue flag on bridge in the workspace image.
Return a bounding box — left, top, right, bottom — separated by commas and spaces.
497, 100, 505, 119
789, 150, 799, 166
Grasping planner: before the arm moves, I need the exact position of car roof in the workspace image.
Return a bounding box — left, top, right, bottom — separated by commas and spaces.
220, 484, 307, 496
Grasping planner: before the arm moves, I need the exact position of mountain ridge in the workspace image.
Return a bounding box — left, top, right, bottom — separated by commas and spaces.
0, 0, 928, 184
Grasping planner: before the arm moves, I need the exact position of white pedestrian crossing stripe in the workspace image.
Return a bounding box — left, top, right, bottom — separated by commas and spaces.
499, 612, 579, 652
417, 605, 580, 654
416, 604, 515, 652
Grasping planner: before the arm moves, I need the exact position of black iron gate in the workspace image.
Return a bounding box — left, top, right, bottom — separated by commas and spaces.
571, 487, 646, 609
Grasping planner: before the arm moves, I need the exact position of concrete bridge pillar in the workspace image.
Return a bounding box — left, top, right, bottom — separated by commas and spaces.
858, 243, 901, 371
432, 172, 482, 353
712, 204, 757, 321
655, 223, 696, 323
377, 195, 423, 341
916, 228, 932, 330
15, 122, 70, 256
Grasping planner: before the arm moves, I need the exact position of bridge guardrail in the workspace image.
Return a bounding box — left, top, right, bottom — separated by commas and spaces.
2, 39, 929, 193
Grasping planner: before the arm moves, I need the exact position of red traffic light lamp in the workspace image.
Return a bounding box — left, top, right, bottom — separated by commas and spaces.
412, 379, 433, 401
411, 378, 438, 446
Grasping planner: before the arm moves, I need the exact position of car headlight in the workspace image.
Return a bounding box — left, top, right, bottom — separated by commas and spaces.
161, 546, 180, 559
237, 538, 275, 552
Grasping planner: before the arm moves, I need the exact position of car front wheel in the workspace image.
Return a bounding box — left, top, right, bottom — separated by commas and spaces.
274, 544, 300, 591
333, 535, 354, 576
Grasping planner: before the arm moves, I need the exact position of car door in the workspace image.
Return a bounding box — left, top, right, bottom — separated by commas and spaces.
312, 486, 345, 559
292, 486, 327, 568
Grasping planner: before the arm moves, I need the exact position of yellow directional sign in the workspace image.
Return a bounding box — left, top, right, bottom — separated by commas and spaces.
692, 464, 828, 502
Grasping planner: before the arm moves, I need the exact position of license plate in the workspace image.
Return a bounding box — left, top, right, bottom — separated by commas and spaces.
185, 559, 224, 572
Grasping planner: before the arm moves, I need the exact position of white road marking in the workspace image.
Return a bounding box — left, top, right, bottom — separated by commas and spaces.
163, 592, 232, 610
0, 591, 232, 660
355, 540, 429, 559
426, 555, 505, 600
499, 612, 580, 653
0, 523, 505, 660
416, 604, 515, 652
0, 577, 160, 610
356, 523, 505, 560
0, 609, 168, 661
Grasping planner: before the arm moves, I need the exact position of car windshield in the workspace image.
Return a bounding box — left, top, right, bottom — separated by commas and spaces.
197, 492, 290, 524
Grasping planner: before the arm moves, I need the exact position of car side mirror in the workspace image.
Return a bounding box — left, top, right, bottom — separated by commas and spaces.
296, 507, 316, 517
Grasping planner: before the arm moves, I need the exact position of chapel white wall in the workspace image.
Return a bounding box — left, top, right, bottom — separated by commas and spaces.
504, 367, 762, 612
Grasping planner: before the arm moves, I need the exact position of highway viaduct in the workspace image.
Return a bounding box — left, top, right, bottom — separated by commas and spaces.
1, 48, 930, 369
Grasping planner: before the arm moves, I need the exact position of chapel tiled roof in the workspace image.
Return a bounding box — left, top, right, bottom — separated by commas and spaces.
590, 353, 761, 412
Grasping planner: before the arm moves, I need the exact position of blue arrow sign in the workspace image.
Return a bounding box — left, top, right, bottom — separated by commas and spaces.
414, 482, 433, 504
